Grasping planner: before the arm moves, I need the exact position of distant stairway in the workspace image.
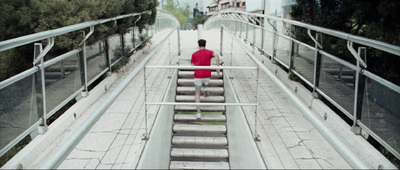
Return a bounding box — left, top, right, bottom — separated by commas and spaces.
170, 69, 229, 169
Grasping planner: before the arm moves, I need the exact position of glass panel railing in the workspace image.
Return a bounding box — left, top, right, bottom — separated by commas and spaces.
247, 25, 255, 45
87, 41, 108, 84
124, 30, 133, 51
254, 27, 263, 48
275, 35, 291, 67
293, 43, 316, 84
109, 34, 122, 65
45, 53, 82, 115
361, 78, 400, 154
319, 54, 355, 118
262, 30, 274, 56
0, 74, 38, 149
204, 10, 400, 160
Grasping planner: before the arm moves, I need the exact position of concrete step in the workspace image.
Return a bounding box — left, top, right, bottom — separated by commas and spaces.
172, 136, 228, 146
178, 79, 223, 87
177, 87, 224, 95
178, 71, 223, 79
170, 161, 229, 169
174, 114, 226, 122
171, 148, 229, 159
176, 95, 225, 103
173, 124, 226, 134
175, 105, 226, 113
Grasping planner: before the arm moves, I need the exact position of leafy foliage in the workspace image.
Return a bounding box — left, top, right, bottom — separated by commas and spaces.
163, 0, 191, 26
291, 0, 400, 85
193, 12, 207, 29
0, 0, 157, 81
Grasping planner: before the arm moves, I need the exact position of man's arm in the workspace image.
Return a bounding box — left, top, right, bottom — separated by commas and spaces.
213, 52, 221, 76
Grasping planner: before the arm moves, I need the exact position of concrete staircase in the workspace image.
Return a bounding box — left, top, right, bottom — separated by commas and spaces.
170, 70, 229, 169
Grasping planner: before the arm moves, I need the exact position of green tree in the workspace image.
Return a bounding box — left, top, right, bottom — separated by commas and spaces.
291, 0, 400, 85
164, 0, 190, 26
0, 0, 157, 81
193, 12, 207, 29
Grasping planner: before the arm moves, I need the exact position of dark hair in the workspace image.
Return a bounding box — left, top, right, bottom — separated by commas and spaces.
198, 39, 206, 47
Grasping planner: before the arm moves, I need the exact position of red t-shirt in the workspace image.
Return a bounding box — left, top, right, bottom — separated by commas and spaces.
191, 49, 214, 78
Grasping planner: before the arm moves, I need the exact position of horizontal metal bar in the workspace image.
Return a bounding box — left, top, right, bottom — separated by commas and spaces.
315, 88, 354, 120
211, 11, 400, 57
292, 70, 315, 88
145, 102, 257, 106
363, 70, 400, 94
88, 69, 109, 86
0, 67, 38, 90
43, 49, 81, 68
0, 11, 150, 52
357, 122, 400, 160
145, 65, 257, 70
273, 57, 290, 69
1, 48, 80, 90
223, 25, 370, 169
0, 119, 42, 158
319, 50, 358, 71
41, 27, 178, 169
46, 88, 84, 119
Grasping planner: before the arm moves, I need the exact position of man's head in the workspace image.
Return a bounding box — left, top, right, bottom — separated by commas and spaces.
198, 39, 206, 47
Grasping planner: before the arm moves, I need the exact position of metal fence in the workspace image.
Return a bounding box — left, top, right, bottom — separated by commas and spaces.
204, 11, 400, 161
0, 10, 178, 159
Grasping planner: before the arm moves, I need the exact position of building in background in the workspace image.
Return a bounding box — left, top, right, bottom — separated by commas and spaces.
281, 0, 296, 19
206, 0, 246, 17
246, 0, 264, 14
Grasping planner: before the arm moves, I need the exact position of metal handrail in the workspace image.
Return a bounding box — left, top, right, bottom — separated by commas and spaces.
145, 102, 257, 106
207, 11, 400, 57
145, 65, 257, 70
221, 24, 370, 169
0, 10, 177, 162
0, 11, 151, 52
40, 26, 178, 169
205, 10, 400, 163
206, 10, 400, 106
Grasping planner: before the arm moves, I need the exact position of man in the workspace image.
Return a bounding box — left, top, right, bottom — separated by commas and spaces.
191, 39, 220, 119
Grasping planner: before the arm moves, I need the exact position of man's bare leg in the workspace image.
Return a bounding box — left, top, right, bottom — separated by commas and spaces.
195, 89, 201, 119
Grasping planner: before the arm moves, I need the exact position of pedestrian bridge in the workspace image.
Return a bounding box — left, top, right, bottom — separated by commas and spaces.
0, 11, 399, 169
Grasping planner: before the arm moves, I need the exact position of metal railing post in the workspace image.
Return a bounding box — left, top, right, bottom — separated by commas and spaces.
240, 18, 243, 37
352, 47, 367, 134
236, 20, 239, 35
230, 36, 234, 66
39, 53, 47, 130
143, 66, 148, 140
177, 27, 181, 56
261, 19, 265, 52
271, 21, 277, 62
289, 38, 296, 73
104, 39, 111, 72
253, 24, 256, 45
220, 26, 224, 56
312, 32, 323, 97
245, 16, 249, 40
81, 31, 88, 96
33, 43, 47, 134
254, 66, 260, 141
